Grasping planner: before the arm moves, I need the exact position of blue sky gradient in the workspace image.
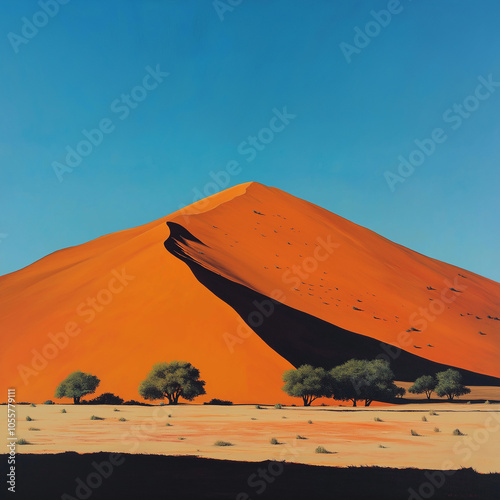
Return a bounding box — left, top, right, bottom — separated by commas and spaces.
1, 0, 499, 281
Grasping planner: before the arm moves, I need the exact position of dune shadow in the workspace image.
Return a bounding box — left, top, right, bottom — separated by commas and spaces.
165, 222, 500, 387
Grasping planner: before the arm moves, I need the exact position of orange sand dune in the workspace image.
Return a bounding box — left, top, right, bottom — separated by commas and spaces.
1, 182, 499, 404
170, 183, 500, 379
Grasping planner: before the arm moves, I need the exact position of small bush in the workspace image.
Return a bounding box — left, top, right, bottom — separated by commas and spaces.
255, 405, 262, 409
90, 415, 104, 420
378, 444, 387, 448
123, 400, 149, 406
315, 446, 330, 454
466, 401, 471, 404
429, 410, 437, 416
61, 409, 67, 413
274, 404, 282, 409
422, 416, 427, 422
270, 438, 279, 445
113, 408, 120, 412
453, 429, 465, 436
168, 414, 172, 418
88, 393, 124, 405
214, 440, 233, 446
178, 437, 186, 440
28, 427, 40, 431
250, 417, 257, 420
307, 420, 313, 424
30, 403, 36, 407
166, 422, 172, 426
26, 416, 33, 421
485, 400, 491, 404
118, 417, 127, 422
296, 435, 307, 440
17, 438, 30, 445
282, 416, 287, 419
159, 402, 165, 406
410, 429, 420, 436
44, 400, 54, 405
374, 417, 383, 422
205, 399, 233, 406
434, 427, 440, 433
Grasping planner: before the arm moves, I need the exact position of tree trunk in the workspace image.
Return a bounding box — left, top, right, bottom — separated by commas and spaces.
364, 399, 372, 407
73, 396, 80, 404
352, 399, 357, 407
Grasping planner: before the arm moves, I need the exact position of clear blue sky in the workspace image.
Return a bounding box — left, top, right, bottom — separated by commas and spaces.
1, 0, 499, 281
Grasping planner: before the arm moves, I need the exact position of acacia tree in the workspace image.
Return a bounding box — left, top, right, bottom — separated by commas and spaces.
138, 361, 206, 405
282, 365, 331, 406
408, 375, 437, 399
395, 386, 406, 398
435, 369, 470, 400
55, 371, 100, 404
330, 359, 400, 407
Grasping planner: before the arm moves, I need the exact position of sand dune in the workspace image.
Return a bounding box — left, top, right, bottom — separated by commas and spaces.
1, 182, 499, 404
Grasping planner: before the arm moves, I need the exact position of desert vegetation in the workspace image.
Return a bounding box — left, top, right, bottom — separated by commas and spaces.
282, 359, 404, 407
138, 361, 206, 405
55, 371, 100, 404
47, 361, 477, 410
408, 370, 470, 401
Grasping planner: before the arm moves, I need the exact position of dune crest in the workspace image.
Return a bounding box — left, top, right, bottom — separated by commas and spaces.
1, 182, 498, 403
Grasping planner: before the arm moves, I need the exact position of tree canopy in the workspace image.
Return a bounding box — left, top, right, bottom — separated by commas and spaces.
281, 365, 331, 406
435, 369, 470, 400
330, 359, 400, 406
55, 371, 100, 404
138, 361, 206, 404
408, 375, 437, 399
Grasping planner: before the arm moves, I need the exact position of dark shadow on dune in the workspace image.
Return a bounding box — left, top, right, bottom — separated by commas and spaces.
165, 222, 500, 386
4, 453, 499, 500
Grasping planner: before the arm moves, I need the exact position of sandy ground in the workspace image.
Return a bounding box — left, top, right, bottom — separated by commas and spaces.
5, 400, 500, 474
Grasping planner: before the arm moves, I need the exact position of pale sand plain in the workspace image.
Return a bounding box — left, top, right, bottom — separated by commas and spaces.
5, 392, 500, 474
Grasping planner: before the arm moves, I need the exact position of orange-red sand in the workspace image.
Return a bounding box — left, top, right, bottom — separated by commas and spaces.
1, 182, 499, 403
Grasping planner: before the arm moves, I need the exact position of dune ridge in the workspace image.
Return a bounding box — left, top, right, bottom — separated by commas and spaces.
1, 182, 498, 403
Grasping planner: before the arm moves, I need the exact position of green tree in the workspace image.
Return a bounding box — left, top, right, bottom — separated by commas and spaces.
55, 371, 100, 404
408, 375, 437, 399
282, 365, 331, 406
435, 369, 471, 400
138, 361, 206, 405
330, 359, 400, 407
395, 386, 406, 398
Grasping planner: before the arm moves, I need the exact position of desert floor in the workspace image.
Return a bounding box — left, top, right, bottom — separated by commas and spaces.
6, 395, 500, 474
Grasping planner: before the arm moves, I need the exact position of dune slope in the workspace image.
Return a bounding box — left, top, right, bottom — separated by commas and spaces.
1, 182, 499, 404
